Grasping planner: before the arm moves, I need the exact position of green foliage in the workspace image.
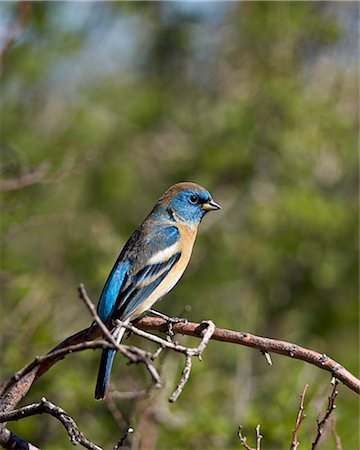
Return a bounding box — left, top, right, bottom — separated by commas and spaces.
1, 2, 358, 449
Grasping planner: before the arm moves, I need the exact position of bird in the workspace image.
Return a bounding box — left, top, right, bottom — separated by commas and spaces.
94, 182, 221, 400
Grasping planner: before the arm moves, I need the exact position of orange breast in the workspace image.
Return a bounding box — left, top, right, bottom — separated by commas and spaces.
130, 222, 197, 319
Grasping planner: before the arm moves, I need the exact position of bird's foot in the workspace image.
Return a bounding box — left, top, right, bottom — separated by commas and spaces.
148, 309, 188, 326
148, 309, 188, 341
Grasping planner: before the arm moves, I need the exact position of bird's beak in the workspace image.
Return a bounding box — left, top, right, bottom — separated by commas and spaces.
202, 199, 222, 211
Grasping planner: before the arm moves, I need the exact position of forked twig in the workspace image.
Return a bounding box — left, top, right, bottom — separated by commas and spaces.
238, 424, 262, 450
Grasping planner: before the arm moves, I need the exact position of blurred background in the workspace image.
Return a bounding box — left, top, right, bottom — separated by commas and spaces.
0, 2, 358, 449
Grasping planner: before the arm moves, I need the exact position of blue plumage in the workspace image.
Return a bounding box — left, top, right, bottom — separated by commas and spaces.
94, 182, 221, 400
97, 261, 130, 323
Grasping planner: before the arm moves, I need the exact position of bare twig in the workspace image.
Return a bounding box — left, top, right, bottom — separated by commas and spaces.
0, 397, 101, 450
255, 425, 262, 450
312, 380, 339, 449
113, 427, 133, 449
169, 355, 192, 402
290, 384, 308, 450
238, 425, 262, 450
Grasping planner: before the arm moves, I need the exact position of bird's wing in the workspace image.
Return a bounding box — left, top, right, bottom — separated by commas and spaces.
97, 259, 130, 323
114, 225, 181, 320
97, 224, 180, 324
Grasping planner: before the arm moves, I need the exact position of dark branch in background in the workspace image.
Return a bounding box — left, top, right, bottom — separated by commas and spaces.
312, 380, 339, 449
1, 150, 99, 192
290, 384, 308, 450
0, 162, 49, 191
0, 397, 101, 450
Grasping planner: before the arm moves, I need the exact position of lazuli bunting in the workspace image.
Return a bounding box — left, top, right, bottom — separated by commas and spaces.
95, 182, 221, 399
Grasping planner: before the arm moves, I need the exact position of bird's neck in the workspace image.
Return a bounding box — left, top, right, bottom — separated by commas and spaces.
149, 204, 199, 230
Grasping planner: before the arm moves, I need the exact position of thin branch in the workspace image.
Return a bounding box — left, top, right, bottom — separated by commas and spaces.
238, 425, 262, 450
113, 427, 133, 450
115, 319, 215, 358
78, 283, 119, 348
0, 338, 155, 416
0, 339, 108, 406
0, 397, 101, 450
290, 384, 308, 450
169, 355, 192, 402
312, 380, 339, 449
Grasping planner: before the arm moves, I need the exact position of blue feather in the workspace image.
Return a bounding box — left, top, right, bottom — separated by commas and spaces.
97, 260, 130, 323
95, 326, 127, 400
95, 348, 116, 400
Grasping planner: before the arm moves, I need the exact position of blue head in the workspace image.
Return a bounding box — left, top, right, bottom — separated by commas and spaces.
157, 182, 221, 225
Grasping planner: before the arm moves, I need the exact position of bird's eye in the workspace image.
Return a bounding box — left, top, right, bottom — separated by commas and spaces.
189, 194, 198, 205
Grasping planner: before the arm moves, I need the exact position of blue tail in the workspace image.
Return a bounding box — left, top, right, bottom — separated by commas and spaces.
95, 325, 128, 400
95, 348, 116, 400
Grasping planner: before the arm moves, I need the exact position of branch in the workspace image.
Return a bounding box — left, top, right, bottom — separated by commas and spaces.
0, 338, 158, 416
238, 425, 262, 450
136, 317, 360, 394
169, 355, 192, 402
115, 318, 215, 401
290, 384, 308, 450
1, 315, 358, 417
113, 427, 133, 450
0, 397, 101, 450
1, 285, 357, 449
